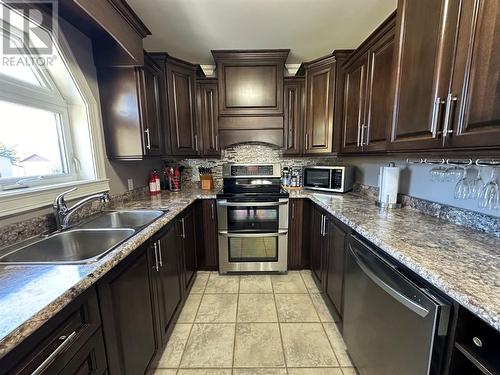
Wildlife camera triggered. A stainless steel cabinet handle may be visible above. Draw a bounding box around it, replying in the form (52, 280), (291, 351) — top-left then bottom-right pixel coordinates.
(291, 200), (295, 220)
(323, 216), (328, 236)
(215, 134), (219, 151)
(349, 245), (429, 317)
(31, 331), (77, 375)
(211, 201), (215, 221)
(360, 124), (367, 147)
(305, 133), (309, 150)
(430, 96), (444, 138)
(356, 124), (362, 147)
(219, 230), (288, 238)
(218, 200), (288, 207)
(320, 215), (325, 236)
(144, 129), (151, 150)
(442, 93), (458, 145)
(194, 134), (199, 152)
(153, 242), (159, 272)
(157, 240), (163, 267)
(181, 218), (186, 239)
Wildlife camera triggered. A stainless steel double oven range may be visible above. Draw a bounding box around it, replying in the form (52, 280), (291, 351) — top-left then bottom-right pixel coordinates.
(217, 163), (289, 273)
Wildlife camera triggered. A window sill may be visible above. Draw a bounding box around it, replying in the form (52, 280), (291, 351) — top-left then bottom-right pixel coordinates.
(0, 179), (110, 218)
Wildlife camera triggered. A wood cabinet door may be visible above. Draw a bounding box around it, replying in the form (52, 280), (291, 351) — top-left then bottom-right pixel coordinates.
(342, 55), (368, 153)
(446, 0), (500, 149)
(196, 199), (219, 271)
(287, 199), (306, 270)
(179, 207), (197, 291)
(141, 56), (163, 156)
(364, 26), (395, 152)
(283, 78), (305, 155)
(310, 205), (325, 286)
(167, 62), (200, 156)
(325, 219), (348, 318)
(217, 64), (284, 116)
(156, 223), (183, 344)
(197, 80), (220, 156)
(98, 247), (158, 375)
(388, 0), (458, 150)
(304, 61), (336, 154)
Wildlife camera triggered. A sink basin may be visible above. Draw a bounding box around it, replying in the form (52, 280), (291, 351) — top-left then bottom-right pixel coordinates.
(0, 228), (135, 264)
(78, 210), (164, 230)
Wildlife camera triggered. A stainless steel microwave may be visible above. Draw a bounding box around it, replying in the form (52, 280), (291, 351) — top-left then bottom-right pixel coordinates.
(303, 166), (355, 193)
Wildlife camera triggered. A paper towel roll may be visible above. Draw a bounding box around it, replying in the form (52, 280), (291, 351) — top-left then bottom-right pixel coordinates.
(378, 164), (400, 205)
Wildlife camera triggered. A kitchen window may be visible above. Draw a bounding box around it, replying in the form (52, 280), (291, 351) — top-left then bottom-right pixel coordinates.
(0, 3), (109, 216)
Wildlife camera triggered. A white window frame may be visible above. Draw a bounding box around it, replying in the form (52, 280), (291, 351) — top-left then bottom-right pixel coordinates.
(0, 4), (110, 217)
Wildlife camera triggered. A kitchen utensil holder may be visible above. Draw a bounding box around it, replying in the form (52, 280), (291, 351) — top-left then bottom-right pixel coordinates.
(168, 176), (182, 192)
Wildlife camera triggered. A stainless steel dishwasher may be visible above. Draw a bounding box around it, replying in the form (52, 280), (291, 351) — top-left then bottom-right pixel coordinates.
(343, 235), (451, 375)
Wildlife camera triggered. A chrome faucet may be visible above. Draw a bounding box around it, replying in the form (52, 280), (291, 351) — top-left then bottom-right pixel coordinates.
(53, 187), (110, 230)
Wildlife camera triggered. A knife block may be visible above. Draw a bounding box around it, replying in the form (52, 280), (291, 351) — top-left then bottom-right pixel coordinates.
(200, 175), (213, 190)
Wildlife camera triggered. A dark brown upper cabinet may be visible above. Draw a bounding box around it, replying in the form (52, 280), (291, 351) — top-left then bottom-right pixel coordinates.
(283, 77), (305, 155)
(98, 53), (164, 160)
(342, 53), (368, 153)
(212, 50), (289, 148)
(58, 0), (150, 66)
(212, 50), (289, 116)
(152, 54), (205, 157)
(389, 0), (500, 152)
(445, 0), (500, 149)
(196, 79), (220, 157)
(341, 13), (396, 154)
(301, 51), (352, 155)
(388, 0), (458, 151)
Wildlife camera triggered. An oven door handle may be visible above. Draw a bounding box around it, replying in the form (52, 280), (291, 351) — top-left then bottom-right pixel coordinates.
(217, 200), (288, 207)
(218, 230), (288, 238)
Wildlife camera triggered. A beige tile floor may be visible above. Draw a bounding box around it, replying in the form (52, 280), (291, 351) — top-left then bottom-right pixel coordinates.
(153, 271), (356, 375)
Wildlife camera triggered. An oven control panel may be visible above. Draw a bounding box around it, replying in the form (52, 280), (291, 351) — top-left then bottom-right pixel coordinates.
(224, 164), (280, 178)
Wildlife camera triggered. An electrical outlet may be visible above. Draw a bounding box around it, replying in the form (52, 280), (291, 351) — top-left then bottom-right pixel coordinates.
(127, 178), (134, 191)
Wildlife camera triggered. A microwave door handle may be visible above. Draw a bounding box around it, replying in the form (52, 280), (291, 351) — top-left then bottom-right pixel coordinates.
(348, 245), (429, 318)
(219, 230), (288, 238)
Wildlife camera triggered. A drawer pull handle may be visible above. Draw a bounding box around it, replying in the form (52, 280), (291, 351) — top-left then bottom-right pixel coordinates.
(31, 331), (77, 375)
(472, 336), (483, 347)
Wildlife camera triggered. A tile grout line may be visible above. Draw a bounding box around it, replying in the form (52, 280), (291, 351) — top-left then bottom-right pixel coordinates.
(231, 275), (241, 369)
(272, 274), (289, 374)
(175, 272), (208, 371)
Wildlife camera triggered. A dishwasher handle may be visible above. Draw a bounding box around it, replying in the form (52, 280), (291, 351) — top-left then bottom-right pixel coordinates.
(349, 243), (430, 318)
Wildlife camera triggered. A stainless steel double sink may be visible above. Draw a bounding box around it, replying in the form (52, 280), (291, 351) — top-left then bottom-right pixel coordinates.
(0, 210), (165, 265)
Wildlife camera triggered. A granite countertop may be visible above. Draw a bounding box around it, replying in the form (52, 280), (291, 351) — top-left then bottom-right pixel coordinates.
(0, 187), (499, 359)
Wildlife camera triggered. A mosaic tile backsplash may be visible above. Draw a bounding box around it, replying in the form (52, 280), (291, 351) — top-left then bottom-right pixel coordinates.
(175, 144), (342, 184)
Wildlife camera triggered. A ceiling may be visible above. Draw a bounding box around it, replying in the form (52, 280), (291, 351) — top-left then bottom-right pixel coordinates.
(127, 0), (397, 65)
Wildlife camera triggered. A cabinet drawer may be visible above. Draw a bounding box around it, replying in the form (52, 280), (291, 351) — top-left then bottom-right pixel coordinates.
(6, 288), (101, 375)
(58, 329), (107, 375)
(453, 307), (500, 374)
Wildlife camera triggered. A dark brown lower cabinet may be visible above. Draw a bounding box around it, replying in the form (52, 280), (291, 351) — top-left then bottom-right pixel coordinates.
(288, 199), (309, 269)
(178, 206), (197, 292)
(57, 329), (107, 375)
(98, 246), (158, 375)
(195, 199), (219, 271)
(449, 306), (500, 375)
(325, 218), (350, 318)
(310, 204), (328, 289)
(0, 288), (105, 375)
(152, 223), (183, 345)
